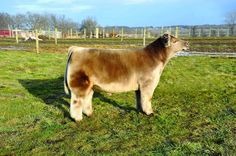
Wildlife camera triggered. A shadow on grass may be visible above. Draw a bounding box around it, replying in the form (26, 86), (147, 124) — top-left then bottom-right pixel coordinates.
(19, 76), (72, 119)
(19, 76), (136, 119)
(93, 92), (137, 112)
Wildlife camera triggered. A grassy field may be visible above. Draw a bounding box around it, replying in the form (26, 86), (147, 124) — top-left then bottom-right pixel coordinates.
(0, 50), (235, 155)
(1, 36), (236, 53)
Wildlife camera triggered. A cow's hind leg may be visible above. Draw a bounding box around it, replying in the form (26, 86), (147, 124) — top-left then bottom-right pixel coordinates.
(82, 89), (94, 117)
(70, 92), (83, 122)
(69, 70), (93, 121)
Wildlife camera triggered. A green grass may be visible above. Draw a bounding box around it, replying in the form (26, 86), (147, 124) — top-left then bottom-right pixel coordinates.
(0, 50), (235, 155)
(1, 37), (236, 53)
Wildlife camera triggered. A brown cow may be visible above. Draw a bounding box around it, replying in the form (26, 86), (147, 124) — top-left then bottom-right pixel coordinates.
(64, 34), (189, 122)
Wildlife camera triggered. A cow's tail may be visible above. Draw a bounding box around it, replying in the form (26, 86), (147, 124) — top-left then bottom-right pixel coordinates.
(64, 47), (74, 96)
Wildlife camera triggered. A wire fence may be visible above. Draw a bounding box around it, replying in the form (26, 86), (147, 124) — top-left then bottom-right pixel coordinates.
(1, 26), (236, 53)
(1, 26), (236, 39)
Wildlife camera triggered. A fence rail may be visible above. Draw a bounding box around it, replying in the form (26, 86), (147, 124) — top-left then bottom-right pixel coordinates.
(1, 26), (236, 54)
(1, 26), (236, 39)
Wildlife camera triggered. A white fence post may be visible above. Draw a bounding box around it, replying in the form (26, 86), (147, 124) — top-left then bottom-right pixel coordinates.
(209, 27), (211, 37)
(36, 29), (39, 54)
(112, 28), (115, 38)
(48, 27), (51, 40)
(55, 28), (58, 45)
(121, 27), (124, 41)
(95, 28), (99, 38)
(175, 27), (179, 38)
(15, 28), (19, 44)
(70, 28), (73, 38)
(102, 28), (105, 38)
(143, 27), (146, 46)
(84, 28), (86, 40)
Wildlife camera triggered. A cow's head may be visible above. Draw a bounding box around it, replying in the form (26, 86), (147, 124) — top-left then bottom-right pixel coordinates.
(161, 33), (189, 53)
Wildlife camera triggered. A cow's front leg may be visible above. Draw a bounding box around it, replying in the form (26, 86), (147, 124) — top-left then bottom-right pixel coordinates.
(139, 80), (158, 115)
(70, 93), (83, 122)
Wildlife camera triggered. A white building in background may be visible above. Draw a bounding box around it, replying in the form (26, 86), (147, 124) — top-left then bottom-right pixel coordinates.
(11, 29), (62, 39)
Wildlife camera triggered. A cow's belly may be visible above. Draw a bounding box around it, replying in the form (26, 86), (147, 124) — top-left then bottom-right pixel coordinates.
(93, 80), (138, 93)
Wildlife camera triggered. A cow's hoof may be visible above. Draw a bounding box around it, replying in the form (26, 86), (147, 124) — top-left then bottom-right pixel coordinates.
(83, 110), (93, 117)
(74, 116), (83, 123)
(147, 112), (154, 117)
(144, 110), (154, 116)
(85, 112), (93, 117)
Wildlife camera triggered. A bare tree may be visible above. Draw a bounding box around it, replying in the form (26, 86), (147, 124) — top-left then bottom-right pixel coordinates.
(80, 17), (98, 36)
(49, 14), (58, 29)
(25, 12), (50, 30)
(0, 12), (13, 29)
(12, 13), (28, 29)
(225, 10), (236, 36)
(0, 11), (80, 33)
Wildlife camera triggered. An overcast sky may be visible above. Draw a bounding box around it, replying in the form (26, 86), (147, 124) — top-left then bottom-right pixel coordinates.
(1, 0), (236, 27)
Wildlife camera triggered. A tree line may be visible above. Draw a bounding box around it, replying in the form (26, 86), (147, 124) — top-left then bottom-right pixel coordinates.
(0, 12), (98, 34)
(0, 10), (236, 36)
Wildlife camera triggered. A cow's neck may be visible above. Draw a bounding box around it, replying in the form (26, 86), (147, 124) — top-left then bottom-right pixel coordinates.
(144, 43), (170, 65)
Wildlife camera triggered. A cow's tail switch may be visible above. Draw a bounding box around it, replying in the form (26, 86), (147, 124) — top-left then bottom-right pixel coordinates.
(64, 47), (74, 96)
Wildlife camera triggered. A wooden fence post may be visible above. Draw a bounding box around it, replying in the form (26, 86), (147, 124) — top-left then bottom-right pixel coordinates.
(209, 27), (211, 37)
(175, 26), (179, 38)
(143, 27), (146, 46)
(102, 28), (105, 38)
(15, 28), (19, 44)
(48, 27), (51, 40)
(84, 28), (86, 40)
(36, 29), (39, 54)
(95, 28), (99, 38)
(121, 27), (124, 41)
(55, 28), (58, 45)
(112, 27), (115, 38)
(198, 28), (201, 37)
(70, 28), (73, 38)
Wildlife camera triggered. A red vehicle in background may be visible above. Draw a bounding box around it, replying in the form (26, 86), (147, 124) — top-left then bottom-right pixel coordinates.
(0, 30), (13, 37)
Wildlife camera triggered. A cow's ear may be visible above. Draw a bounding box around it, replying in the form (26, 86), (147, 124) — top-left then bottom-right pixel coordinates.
(161, 33), (171, 47)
